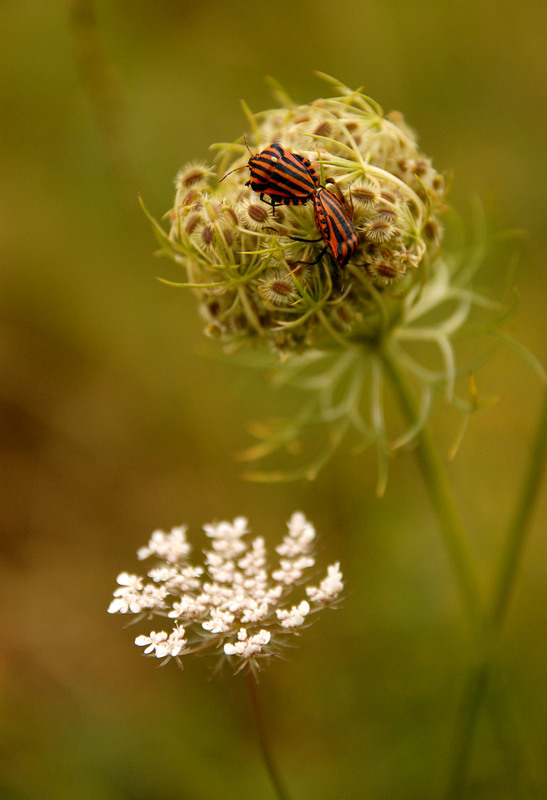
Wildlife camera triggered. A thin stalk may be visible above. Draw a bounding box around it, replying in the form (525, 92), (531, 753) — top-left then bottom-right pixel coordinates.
(385, 346), (547, 795)
(381, 347), (483, 630)
(246, 671), (292, 800)
(381, 346), (495, 795)
(491, 388), (547, 627)
(444, 659), (492, 800)
(447, 387), (547, 796)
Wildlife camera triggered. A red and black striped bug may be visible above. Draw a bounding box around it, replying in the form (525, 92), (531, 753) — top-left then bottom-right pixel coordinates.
(265, 178), (359, 284)
(312, 183), (359, 268)
(246, 142), (319, 208)
(220, 138), (319, 209)
(265, 181), (359, 281)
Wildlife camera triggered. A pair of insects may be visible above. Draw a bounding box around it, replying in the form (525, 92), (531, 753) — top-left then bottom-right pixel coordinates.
(223, 141), (359, 269)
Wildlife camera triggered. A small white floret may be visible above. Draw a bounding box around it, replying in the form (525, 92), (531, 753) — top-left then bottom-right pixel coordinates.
(306, 562), (344, 603)
(276, 600), (310, 628)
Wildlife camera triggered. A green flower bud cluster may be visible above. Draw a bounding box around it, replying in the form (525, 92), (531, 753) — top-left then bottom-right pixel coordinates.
(163, 76), (446, 357)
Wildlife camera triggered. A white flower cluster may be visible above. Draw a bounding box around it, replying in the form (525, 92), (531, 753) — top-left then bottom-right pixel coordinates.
(108, 512), (343, 671)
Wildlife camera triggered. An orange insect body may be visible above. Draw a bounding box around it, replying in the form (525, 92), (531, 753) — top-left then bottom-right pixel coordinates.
(246, 143), (319, 208)
(312, 185), (359, 267)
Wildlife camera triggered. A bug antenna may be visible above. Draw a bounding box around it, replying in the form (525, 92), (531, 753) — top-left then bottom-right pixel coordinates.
(243, 131), (254, 155)
(219, 133), (254, 183)
(218, 164), (246, 183)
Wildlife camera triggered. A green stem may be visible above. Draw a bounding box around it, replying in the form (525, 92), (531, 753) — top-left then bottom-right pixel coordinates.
(381, 347), (483, 630)
(246, 671), (292, 800)
(491, 388), (547, 627)
(444, 659), (492, 800)
(447, 387), (547, 795)
(385, 343), (547, 796)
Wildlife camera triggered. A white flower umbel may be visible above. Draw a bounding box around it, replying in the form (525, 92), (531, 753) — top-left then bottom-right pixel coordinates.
(108, 512), (343, 672)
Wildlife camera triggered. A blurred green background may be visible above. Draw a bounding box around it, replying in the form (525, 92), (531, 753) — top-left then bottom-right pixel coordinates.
(1, 1), (546, 798)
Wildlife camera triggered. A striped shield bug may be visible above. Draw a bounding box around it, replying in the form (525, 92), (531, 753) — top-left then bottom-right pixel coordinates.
(312, 183), (359, 268)
(246, 143), (319, 208)
(264, 182), (359, 282)
(220, 137), (319, 209)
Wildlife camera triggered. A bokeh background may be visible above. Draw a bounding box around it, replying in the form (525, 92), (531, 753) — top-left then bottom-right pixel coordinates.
(2, 1), (546, 798)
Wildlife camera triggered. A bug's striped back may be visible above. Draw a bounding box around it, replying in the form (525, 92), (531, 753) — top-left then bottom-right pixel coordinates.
(247, 143), (319, 206)
(313, 186), (359, 267)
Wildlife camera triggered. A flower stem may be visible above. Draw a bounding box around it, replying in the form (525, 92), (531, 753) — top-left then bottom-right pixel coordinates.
(246, 671), (292, 800)
(381, 347), (483, 630)
(384, 346), (547, 796)
(446, 386), (547, 797)
(491, 387), (547, 627)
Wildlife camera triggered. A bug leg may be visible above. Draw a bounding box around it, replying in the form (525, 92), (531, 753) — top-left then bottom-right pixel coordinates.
(282, 234), (323, 244)
(259, 193), (278, 210)
(303, 247), (327, 265)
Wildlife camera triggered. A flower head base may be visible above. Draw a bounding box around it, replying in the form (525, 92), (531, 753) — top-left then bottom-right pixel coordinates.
(108, 512), (343, 674)
(152, 74), (446, 357)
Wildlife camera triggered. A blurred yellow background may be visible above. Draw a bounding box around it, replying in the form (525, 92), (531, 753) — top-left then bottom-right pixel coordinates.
(1, 1), (546, 798)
